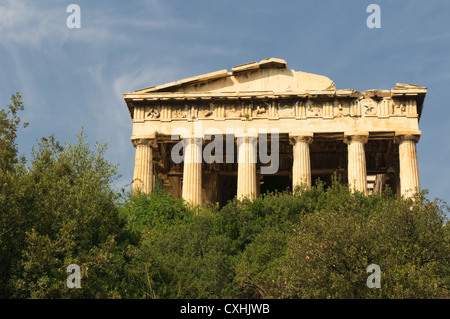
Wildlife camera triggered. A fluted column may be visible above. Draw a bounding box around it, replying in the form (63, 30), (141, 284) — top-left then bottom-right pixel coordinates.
(182, 136), (202, 205)
(395, 133), (420, 197)
(236, 133), (257, 200)
(133, 138), (154, 193)
(290, 133), (313, 191)
(344, 133), (369, 195)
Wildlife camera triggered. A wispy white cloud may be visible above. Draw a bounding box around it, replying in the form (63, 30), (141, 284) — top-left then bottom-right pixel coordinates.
(0, 0), (61, 47)
(0, 0), (201, 49)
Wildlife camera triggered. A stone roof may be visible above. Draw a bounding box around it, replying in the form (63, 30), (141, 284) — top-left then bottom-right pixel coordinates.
(129, 58), (336, 94)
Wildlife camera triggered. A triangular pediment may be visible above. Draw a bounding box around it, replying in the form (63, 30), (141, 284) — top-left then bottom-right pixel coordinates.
(132, 58), (336, 95)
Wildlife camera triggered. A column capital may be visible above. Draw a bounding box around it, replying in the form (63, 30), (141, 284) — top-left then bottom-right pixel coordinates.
(131, 136), (156, 148)
(181, 135), (203, 143)
(343, 131), (369, 145)
(394, 131), (421, 144)
(234, 132), (258, 144)
(234, 131), (258, 138)
(289, 132), (314, 145)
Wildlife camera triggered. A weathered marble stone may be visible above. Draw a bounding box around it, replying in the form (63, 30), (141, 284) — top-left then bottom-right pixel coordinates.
(125, 58), (426, 204)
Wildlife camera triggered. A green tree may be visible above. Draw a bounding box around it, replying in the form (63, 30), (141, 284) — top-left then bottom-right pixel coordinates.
(279, 185), (450, 299)
(128, 213), (236, 298)
(0, 92), (27, 178)
(119, 191), (203, 298)
(0, 93), (28, 296)
(0, 93), (129, 298)
(9, 133), (127, 298)
(120, 182), (449, 299)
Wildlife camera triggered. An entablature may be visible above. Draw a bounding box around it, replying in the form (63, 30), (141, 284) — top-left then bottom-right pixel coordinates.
(126, 92), (424, 124)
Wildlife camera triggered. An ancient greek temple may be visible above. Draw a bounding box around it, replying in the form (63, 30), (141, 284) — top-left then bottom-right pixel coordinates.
(124, 58), (426, 206)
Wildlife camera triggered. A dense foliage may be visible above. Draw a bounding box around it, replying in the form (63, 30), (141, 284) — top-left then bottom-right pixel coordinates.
(0, 93), (125, 298)
(120, 185), (449, 299)
(1, 94), (449, 299)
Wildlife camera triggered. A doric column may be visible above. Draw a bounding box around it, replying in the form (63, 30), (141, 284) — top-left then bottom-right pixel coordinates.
(132, 138), (154, 193)
(395, 133), (420, 197)
(182, 136), (202, 205)
(289, 133), (313, 191)
(344, 132), (369, 195)
(236, 133), (257, 200)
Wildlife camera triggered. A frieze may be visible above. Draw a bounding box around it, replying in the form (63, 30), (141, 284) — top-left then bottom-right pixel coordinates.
(406, 99), (418, 117)
(350, 100), (361, 117)
(254, 101), (270, 117)
(389, 98), (418, 117)
(147, 107), (160, 119)
(334, 101), (346, 118)
(188, 104), (199, 120)
(322, 101), (334, 119)
(277, 101), (296, 118)
(306, 100), (322, 117)
(197, 102), (214, 119)
(133, 105), (145, 122)
(396, 102), (406, 115)
(172, 105), (187, 119)
(241, 102), (253, 119)
(225, 104), (241, 118)
(133, 97), (416, 123)
(360, 99), (377, 116)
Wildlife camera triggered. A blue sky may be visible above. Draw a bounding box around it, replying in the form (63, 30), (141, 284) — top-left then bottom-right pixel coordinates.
(1, 0), (449, 205)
